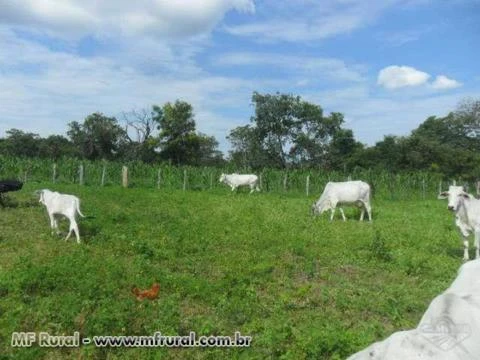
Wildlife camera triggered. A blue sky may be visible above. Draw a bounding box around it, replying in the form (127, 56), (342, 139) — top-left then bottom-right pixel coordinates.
(0, 0), (478, 154)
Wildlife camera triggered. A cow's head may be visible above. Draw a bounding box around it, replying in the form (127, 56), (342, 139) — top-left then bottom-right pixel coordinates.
(311, 200), (330, 216)
(438, 185), (470, 211)
(36, 189), (46, 205)
(219, 173), (226, 183)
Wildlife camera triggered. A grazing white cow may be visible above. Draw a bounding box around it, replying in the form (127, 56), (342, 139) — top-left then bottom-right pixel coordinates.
(438, 185), (480, 260)
(347, 259), (480, 360)
(38, 189), (85, 243)
(312, 180), (372, 221)
(219, 173), (260, 194)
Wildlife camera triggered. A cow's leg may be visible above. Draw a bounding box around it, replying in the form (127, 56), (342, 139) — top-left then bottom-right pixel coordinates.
(52, 217), (61, 235)
(359, 207), (365, 221)
(330, 207), (336, 221)
(475, 231), (480, 259)
(65, 217), (75, 242)
(249, 184), (254, 194)
(364, 202), (372, 222)
(65, 219), (80, 243)
(463, 237), (470, 261)
(48, 213), (56, 234)
(339, 208), (346, 221)
(72, 219), (81, 244)
(458, 221), (471, 260)
(231, 185), (235, 192)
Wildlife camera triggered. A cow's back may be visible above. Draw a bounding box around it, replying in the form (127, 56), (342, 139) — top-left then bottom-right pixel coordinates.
(227, 174), (257, 183)
(324, 181), (370, 202)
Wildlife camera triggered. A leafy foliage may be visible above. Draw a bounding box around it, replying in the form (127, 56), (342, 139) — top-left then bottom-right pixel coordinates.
(229, 92), (359, 169)
(67, 113), (127, 161)
(1, 94), (480, 179)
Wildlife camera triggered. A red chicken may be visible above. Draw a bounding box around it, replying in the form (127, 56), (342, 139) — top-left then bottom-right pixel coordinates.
(131, 283), (160, 301)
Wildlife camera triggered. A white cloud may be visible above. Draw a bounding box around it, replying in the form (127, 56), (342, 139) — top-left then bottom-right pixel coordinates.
(377, 65), (430, 89)
(0, 1), (476, 155)
(224, 0), (403, 43)
(377, 66), (463, 91)
(214, 52), (365, 82)
(378, 27), (433, 47)
(431, 75), (462, 90)
(224, 15), (363, 43)
(0, 28), (266, 152)
(0, 0), (255, 39)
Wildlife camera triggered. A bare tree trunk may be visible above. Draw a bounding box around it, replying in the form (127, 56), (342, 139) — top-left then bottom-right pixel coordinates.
(122, 166), (128, 188)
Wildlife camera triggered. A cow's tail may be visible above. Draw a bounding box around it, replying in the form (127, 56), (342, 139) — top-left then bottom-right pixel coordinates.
(76, 199), (85, 218)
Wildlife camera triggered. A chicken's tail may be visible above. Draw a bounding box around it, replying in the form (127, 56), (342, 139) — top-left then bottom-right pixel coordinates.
(131, 286), (140, 297)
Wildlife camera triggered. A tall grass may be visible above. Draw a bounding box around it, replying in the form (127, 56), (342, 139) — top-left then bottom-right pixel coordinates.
(0, 155), (458, 200)
(0, 184), (462, 359)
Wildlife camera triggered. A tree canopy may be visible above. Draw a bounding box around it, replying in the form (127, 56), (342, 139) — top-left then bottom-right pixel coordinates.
(1, 94), (479, 180)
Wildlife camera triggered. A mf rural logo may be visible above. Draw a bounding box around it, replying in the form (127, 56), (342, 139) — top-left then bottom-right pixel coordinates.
(419, 316), (471, 351)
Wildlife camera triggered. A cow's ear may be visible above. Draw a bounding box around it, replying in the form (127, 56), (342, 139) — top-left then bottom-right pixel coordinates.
(438, 192), (449, 199)
(460, 192), (471, 199)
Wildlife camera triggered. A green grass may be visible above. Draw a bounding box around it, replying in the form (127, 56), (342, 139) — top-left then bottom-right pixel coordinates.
(0, 184), (463, 359)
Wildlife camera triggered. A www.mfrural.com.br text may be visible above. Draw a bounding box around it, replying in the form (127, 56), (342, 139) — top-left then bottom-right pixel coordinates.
(11, 331), (252, 348)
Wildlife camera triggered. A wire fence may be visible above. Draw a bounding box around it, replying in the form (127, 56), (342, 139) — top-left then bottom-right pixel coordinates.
(0, 156), (473, 200)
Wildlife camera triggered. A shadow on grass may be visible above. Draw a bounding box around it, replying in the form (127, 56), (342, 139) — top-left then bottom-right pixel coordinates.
(445, 246), (469, 260)
(0, 195), (40, 209)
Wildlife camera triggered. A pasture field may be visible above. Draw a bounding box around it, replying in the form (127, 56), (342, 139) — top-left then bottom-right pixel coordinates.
(0, 183), (463, 359)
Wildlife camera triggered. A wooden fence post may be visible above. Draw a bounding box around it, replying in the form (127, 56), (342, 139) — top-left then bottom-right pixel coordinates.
(306, 175), (310, 197)
(259, 174), (263, 191)
(439, 180), (442, 195)
(53, 163), (57, 183)
(422, 178), (426, 200)
(79, 164), (84, 185)
(122, 166), (128, 188)
(157, 169), (161, 189)
(283, 173), (288, 192)
(183, 169), (187, 191)
(210, 173), (213, 189)
(101, 165), (106, 186)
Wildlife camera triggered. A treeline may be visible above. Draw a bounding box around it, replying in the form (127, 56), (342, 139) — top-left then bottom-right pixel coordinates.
(0, 101), (224, 167)
(1, 93), (479, 180)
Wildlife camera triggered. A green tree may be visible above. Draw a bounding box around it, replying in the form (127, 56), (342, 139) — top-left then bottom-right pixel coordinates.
(155, 101), (223, 165)
(229, 92), (355, 169)
(353, 98), (480, 179)
(0, 129), (41, 157)
(195, 133), (225, 166)
(39, 135), (75, 160)
(327, 128), (364, 171)
(227, 125), (267, 169)
(67, 113), (127, 160)
(454, 97), (480, 140)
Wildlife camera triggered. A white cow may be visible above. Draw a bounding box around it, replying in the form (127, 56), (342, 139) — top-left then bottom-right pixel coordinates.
(438, 185), (480, 260)
(312, 180), (372, 221)
(38, 189), (85, 243)
(219, 173), (260, 194)
(348, 259), (480, 360)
